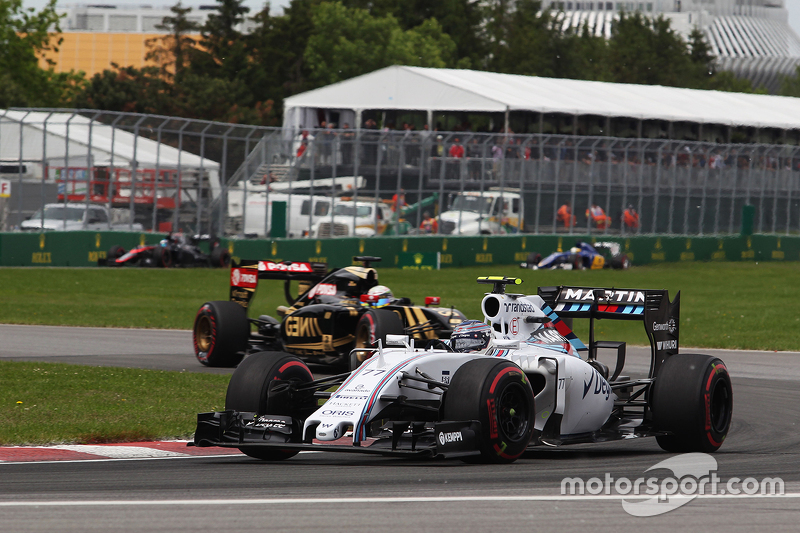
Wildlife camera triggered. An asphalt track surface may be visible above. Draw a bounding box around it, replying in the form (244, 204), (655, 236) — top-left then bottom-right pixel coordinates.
(2, 324), (800, 532)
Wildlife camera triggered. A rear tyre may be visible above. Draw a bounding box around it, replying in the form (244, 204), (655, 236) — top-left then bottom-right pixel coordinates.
(154, 247), (173, 268)
(351, 309), (404, 370)
(226, 351), (315, 461)
(209, 245), (231, 268)
(651, 354), (733, 453)
(443, 358), (534, 464)
(354, 309), (404, 349)
(526, 252), (542, 265)
(193, 301), (249, 367)
(611, 254), (631, 270)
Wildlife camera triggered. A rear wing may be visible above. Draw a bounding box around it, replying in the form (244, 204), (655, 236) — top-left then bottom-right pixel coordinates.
(229, 259), (328, 309)
(538, 285), (680, 378)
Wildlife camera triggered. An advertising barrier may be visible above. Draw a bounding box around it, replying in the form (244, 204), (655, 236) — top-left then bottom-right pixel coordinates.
(1, 232), (798, 268)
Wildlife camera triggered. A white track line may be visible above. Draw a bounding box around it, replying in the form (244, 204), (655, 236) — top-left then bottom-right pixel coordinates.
(0, 493), (798, 507)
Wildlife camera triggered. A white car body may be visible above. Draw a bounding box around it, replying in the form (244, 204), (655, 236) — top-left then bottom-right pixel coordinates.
(304, 287), (613, 444)
(20, 203), (142, 232)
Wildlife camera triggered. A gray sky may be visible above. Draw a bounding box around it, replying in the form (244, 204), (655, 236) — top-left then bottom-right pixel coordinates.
(17, 0), (800, 40)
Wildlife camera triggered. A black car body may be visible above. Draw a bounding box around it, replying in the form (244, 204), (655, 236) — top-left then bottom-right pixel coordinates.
(99, 234), (230, 268)
(193, 256), (467, 369)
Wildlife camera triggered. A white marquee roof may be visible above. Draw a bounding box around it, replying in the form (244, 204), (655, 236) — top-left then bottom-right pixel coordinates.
(0, 110), (219, 169)
(283, 65), (800, 130)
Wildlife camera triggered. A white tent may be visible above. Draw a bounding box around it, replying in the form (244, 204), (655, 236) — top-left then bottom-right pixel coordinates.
(282, 65), (800, 132)
(0, 110), (220, 194)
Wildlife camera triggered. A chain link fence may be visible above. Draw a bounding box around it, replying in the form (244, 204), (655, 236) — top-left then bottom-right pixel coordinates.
(2, 108), (799, 238)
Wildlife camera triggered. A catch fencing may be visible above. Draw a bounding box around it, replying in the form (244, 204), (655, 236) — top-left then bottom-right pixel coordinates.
(2, 108), (800, 238)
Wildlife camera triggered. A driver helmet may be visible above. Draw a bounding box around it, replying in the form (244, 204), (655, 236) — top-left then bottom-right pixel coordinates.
(160, 239), (169, 247)
(366, 285), (393, 308)
(570, 246), (581, 254)
(450, 320), (493, 353)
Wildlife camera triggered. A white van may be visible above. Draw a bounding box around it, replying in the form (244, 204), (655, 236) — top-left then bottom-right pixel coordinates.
(311, 198), (392, 237)
(240, 191), (333, 238)
(438, 190), (523, 235)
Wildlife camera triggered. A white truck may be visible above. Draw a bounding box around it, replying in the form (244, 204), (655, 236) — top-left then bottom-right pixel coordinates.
(438, 189), (523, 235)
(311, 198), (392, 237)
(20, 203), (143, 232)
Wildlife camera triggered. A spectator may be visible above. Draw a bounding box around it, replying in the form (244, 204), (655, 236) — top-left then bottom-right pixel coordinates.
(557, 202), (577, 228)
(586, 203), (612, 229)
(622, 204), (640, 231)
(391, 189), (407, 212)
(419, 211), (438, 234)
(341, 122), (354, 166)
(449, 137), (465, 158)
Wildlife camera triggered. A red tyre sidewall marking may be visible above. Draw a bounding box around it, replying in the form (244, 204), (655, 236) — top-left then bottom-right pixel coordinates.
(365, 313), (377, 345)
(704, 363), (728, 447)
(275, 360), (313, 380)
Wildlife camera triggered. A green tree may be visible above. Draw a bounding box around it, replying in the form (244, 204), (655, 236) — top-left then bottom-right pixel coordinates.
(72, 65), (174, 115)
(0, 0), (83, 107)
(145, 2), (200, 82)
(606, 11), (692, 87)
(304, 1), (457, 87)
(341, 0), (484, 67)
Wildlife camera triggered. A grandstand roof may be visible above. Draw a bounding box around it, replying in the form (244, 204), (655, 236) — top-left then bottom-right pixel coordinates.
(282, 65), (800, 131)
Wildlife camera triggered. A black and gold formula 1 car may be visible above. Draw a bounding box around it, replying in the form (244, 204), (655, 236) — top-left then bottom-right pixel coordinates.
(192, 256), (467, 369)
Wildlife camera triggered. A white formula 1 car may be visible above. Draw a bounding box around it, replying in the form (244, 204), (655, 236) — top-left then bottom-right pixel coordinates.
(192, 277), (733, 463)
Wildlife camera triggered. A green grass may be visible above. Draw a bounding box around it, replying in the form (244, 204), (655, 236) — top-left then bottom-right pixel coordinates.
(0, 362), (229, 445)
(0, 262), (799, 350)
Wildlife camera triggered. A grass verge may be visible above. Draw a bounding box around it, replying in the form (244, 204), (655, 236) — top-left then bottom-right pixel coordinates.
(0, 361), (229, 445)
(0, 262), (799, 350)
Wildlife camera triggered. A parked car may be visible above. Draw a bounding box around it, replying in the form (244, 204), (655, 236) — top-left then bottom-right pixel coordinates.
(20, 203), (142, 232)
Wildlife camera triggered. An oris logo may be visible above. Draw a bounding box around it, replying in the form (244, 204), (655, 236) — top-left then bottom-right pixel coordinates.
(438, 431), (463, 445)
(653, 318), (677, 334)
(231, 268), (257, 288)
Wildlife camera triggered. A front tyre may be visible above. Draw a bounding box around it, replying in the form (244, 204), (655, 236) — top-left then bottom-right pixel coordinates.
(443, 359), (534, 464)
(651, 354), (733, 453)
(226, 351), (315, 460)
(193, 301), (249, 367)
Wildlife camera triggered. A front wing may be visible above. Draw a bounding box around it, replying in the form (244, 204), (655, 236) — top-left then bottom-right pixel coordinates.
(191, 410), (482, 459)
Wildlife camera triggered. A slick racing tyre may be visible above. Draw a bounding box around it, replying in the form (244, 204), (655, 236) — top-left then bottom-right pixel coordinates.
(154, 246), (173, 268)
(107, 245), (126, 261)
(209, 245), (231, 268)
(193, 301), (249, 367)
(226, 351), (315, 461)
(610, 254), (631, 270)
(651, 354), (733, 453)
(352, 309), (404, 370)
(443, 359), (534, 464)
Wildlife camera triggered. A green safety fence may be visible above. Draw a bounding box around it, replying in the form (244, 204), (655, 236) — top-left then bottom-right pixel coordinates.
(2, 231), (798, 268)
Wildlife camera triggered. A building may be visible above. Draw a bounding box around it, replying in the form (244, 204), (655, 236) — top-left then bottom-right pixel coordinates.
(40, 3), (258, 77)
(545, 0), (800, 93)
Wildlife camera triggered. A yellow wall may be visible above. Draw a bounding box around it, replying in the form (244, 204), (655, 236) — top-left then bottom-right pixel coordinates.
(39, 32), (165, 77)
